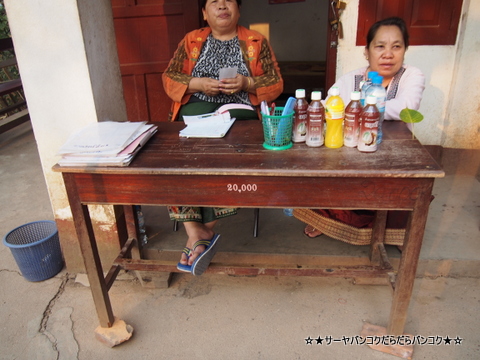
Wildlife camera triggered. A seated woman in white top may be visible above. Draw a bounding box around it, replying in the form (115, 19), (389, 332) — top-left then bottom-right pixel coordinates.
(299, 17), (426, 242)
(329, 17), (425, 119)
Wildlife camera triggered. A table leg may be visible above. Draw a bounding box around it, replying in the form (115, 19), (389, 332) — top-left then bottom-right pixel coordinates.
(370, 210), (388, 266)
(125, 205), (173, 288)
(124, 205), (144, 283)
(63, 173), (115, 328)
(124, 205), (142, 260)
(387, 181), (434, 335)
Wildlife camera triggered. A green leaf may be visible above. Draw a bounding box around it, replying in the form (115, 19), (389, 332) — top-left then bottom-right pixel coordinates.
(400, 108), (424, 123)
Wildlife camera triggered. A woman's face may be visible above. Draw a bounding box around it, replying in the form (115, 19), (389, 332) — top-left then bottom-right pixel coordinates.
(202, 0), (240, 34)
(365, 25), (406, 81)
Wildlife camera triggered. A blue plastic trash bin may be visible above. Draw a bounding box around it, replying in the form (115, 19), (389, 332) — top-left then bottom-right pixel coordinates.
(3, 220), (63, 282)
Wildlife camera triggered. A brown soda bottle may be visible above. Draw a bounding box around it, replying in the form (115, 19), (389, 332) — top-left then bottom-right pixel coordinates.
(358, 95), (379, 152)
(343, 91), (362, 148)
(306, 91), (324, 147)
(292, 89), (308, 143)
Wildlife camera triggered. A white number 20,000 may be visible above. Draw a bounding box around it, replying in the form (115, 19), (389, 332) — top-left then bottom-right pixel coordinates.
(227, 184), (258, 193)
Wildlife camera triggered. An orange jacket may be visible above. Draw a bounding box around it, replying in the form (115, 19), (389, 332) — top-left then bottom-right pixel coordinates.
(162, 26), (283, 121)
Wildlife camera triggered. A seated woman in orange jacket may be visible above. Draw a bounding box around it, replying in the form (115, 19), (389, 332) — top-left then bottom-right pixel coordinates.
(162, 0), (283, 275)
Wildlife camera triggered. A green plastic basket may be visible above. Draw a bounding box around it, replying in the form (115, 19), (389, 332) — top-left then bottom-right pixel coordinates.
(261, 107), (294, 150)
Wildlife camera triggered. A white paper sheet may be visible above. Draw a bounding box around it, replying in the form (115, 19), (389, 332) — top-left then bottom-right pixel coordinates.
(57, 121), (149, 155)
(179, 112), (235, 138)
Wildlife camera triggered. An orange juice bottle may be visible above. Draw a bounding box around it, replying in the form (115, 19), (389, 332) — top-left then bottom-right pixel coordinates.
(325, 86), (345, 148)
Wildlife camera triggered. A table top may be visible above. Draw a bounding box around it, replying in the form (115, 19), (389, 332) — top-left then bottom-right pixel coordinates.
(53, 120), (444, 179)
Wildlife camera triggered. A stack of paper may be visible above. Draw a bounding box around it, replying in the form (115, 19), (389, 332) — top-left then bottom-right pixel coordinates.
(180, 111), (235, 138)
(57, 121), (157, 166)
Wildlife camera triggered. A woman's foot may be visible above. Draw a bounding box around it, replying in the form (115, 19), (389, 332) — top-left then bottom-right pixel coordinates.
(179, 221), (217, 266)
(178, 247), (192, 268)
(177, 247), (193, 272)
(178, 240), (212, 266)
(303, 224), (322, 238)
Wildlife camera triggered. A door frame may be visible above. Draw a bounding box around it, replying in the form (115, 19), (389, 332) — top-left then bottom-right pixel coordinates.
(325, 0), (339, 91)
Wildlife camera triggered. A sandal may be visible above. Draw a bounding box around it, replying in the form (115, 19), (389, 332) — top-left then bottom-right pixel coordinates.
(177, 247), (193, 272)
(303, 224), (322, 238)
(191, 234), (221, 276)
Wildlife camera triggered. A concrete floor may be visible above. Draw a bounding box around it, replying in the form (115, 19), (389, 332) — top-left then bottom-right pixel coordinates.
(1, 122), (479, 359)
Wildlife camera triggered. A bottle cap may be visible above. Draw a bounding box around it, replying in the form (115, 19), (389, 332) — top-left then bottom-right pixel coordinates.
(295, 89), (306, 98)
(311, 91), (322, 100)
(350, 91), (360, 100)
(368, 71), (378, 80)
(366, 95), (377, 105)
(372, 75), (383, 85)
(329, 86), (340, 96)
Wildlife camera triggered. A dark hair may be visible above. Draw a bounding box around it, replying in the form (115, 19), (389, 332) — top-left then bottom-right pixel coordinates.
(366, 17), (409, 49)
(201, 0), (242, 9)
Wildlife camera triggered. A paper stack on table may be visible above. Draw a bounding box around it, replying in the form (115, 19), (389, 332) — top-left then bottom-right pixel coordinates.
(57, 121), (157, 166)
(180, 111), (236, 138)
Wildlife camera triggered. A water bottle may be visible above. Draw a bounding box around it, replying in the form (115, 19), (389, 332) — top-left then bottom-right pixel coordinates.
(134, 205), (148, 246)
(360, 71), (378, 106)
(283, 208), (294, 217)
(365, 75), (386, 144)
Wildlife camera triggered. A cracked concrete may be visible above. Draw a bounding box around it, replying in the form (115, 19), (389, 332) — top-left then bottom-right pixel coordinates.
(1, 123), (479, 359)
(39, 275), (69, 334)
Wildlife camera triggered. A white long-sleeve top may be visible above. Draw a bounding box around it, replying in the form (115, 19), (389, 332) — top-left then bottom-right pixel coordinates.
(326, 65), (425, 120)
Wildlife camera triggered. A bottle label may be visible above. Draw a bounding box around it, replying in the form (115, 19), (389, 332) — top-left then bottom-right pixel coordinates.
(376, 99), (386, 112)
(344, 113), (359, 147)
(306, 114), (324, 147)
(363, 121), (378, 129)
(358, 130), (377, 151)
(326, 109), (344, 120)
(358, 118), (378, 152)
(292, 112), (307, 142)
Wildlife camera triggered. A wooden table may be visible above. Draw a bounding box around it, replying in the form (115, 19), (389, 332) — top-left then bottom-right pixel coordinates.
(53, 120), (443, 351)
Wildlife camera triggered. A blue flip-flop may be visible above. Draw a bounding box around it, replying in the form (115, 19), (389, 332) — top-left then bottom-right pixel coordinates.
(177, 247), (193, 272)
(191, 234), (221, 276)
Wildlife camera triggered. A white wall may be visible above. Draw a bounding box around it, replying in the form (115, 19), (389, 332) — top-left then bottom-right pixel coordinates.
(337, 0), (479, 149)
(5, 0), (126, 200)
(444, 0), (480, 149)
(5, 0), (128, 271)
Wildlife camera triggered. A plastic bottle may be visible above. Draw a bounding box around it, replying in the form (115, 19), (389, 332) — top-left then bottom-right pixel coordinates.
(324, 86), (344, 148)
(343, 91), (362, 147)
(358, 95), (379, 152)
(365, 75), (386, 144)
(360, 71), (378, 106)
(305, 90), (324, 147)
(292, 89), (308, 143)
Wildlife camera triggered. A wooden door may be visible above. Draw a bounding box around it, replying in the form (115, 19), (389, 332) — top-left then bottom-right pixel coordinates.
(111, 0), (200, 122)
(357, 0), (463, 45)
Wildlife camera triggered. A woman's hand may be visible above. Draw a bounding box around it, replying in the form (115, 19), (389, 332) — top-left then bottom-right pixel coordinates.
(188, 77), (222, 97)
(219, 74), (253, 95)
(188, 75), (255, 96)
